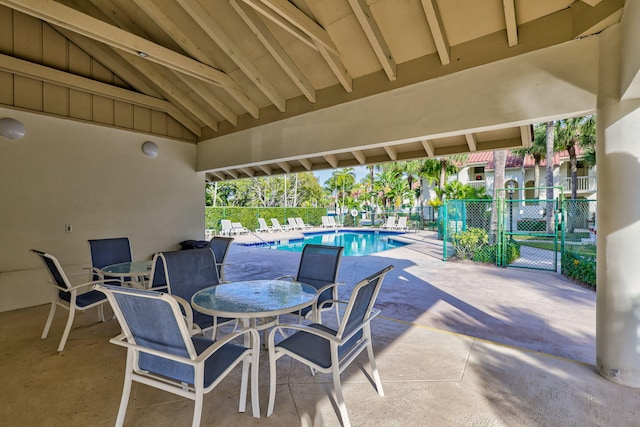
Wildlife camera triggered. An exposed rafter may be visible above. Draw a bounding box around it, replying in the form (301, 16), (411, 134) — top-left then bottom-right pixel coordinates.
(226, 169), (239, 179)
(0, 0), (259, 119)
(324, 154), (339, 168)
(176, 0), (286, 112)
(384, 146), (398, 161)
(241, 167), (255, 177)
(258, 164), (273, 175)
(503, 0), (518, 47)
(352, 150), (366, 165)
(422, 140), (436, 157)
(465, 133), (478, 151)
(231, 0), (316, 103)
(347, 0), (396, 81)
(520, 125), (533, 147)
(277, 162), (291, 173)
(420, 0), (450, 65)
(298, 158), (312, 170)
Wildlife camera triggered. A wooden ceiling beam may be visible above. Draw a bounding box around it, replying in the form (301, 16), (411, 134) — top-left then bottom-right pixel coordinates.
(503, 0), (518, 47)
(241, 167), (255, 177)
(277, 162), (292, 173)
(0, 0), (259, 119)
(298, 157), (312, 170)
(421, 140), (435, 157)
(258, 0), (340, 56)
(420, 0), (450, 65)
(258, 164), (273, 175)
(520, 125), (533, 148)
(347, 0), (396, 81)
(0, 53), (202, 135)
(317, 44), (353, 93)
(226, 169), (239, 179)
(352, 150), (366, 165)
(231, 0), (316, 103)
(384, 146), (398, 161)
(177, 0), (286, 112)
(324, 154), (339, 168)
(465, 133), (478, 151)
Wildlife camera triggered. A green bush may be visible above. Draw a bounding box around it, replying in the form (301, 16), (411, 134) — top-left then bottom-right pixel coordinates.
(452, 228), (488, 260)
(471, 239), (520, 264)
(562, 249), (596, 288)
(205, 207), (326, 232)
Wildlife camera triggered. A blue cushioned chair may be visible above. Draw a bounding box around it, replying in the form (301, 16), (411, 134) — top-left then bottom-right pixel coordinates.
(267, 265), (394, 427)
(88, 237), (132, 285)
(278, 244), (344, 323)
(157, 249), (236, 338)
(31, 249), (110, 352)
(95, 284), (260, 427)
(208, 236), (234, 282)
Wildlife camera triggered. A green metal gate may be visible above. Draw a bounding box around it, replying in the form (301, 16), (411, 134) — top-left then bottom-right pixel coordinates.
(441, 187), (564, 272)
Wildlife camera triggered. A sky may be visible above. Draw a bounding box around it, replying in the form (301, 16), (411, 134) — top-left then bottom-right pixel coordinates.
(313, 166), (368, 185)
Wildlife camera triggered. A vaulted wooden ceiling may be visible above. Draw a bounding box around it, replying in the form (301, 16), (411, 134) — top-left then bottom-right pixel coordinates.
(0, 0), (625, 180)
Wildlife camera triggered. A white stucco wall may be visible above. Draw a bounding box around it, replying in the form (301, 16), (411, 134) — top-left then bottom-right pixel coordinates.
(0, 107), (204, 312)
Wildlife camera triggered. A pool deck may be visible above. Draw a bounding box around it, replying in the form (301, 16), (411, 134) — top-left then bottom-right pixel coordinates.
(3, 227), (639, 426)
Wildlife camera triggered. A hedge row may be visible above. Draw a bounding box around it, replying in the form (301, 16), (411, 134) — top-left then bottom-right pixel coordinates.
(205, 207), (327, 232)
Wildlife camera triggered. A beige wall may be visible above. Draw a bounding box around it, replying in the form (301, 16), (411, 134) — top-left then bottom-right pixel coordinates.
(0, 107), (204, 312)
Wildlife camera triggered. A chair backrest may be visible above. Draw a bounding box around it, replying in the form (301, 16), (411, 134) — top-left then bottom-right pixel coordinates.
(384, 216), (396, 227)
(396, 216), (407, 227)
(288, 218), (298, 228)
(88, 237), (132, 281)
(337, 265), (394, 341)
(321, 216), (331, 227)
(209, 237), (233, 278)
(295, 217), (306, 227)
(157, 249), (219, 302)
(220, 220), (233, 234)
(258, 218), (269, 229)
(296, 244), (344, 305)
(95, 284), (197, 384)
(31, 250), (73, 298)
(147, 253), (167, 290)
(271, 218), (282, 229)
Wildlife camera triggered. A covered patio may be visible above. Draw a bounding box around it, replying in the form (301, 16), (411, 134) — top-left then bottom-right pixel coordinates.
(3, 233), (639, 425)
(2, 0), (640, 425)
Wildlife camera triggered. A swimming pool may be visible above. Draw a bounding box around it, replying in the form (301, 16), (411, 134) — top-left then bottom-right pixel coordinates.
(246, 230), (407, 256)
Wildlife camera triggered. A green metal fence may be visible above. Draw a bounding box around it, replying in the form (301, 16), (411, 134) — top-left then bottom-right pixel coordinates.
(442, 188), (569, 272)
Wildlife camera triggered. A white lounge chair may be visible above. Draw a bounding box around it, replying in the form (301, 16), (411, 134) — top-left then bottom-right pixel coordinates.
(231, 222), (250, 235)
(295, 217), (312, 229)
(256, 218), (273, 233)
(271, 218), (290, 232)
(328, 216), (343, 228)
(220, 219), (233, 236)
(287, 217), (300, 230)
(394, 216), (408, 231)
(380, 216), (396, 229)
(321, 216), (333, 228)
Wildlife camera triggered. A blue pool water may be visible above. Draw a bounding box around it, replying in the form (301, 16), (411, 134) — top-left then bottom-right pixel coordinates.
(247, 230), (407, 256)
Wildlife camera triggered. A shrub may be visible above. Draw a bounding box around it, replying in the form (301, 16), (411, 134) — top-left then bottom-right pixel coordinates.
(471, 239), (520, 264)
(452, 228), (488, 260)
(562, 249), (596, 288)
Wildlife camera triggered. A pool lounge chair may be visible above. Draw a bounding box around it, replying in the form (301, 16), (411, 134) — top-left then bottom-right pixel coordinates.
(256, 218), (273, 233)
(328, 216), (343, 228)
(287, 217), (300, 230)
(271, 218), (290, 232)
(295, 217), (312, 229)
(231, 222), (250, 235)
(394, 216), (408, 231)
(380, 216), (396, 229)
(321, 216), (333, 228)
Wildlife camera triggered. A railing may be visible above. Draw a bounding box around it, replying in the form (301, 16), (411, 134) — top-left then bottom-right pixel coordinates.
(467, 180), (487, 190)
(559, 176), (596, 192)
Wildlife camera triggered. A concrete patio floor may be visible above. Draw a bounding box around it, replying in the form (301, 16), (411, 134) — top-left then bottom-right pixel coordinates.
(2, 229), (639, 426)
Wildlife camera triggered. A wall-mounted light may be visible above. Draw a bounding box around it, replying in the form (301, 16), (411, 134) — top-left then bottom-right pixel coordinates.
(0, 118), (26, 139)
(142, 141), (159, 158)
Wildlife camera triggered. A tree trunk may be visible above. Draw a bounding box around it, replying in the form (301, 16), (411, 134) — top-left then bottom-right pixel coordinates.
(213, 182), (218, 207)
(568, 141), (578, 200)
(439, 158), (446, 191)
(545, 121), (555, 234)
(490, 150), (507, 244)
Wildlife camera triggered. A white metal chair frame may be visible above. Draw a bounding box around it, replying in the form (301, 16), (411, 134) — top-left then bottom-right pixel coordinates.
(256, 218), (273, 233)
(95, 285), (260, 427)
(270, 218), (290, 232)
(267, 265), (394, 427)
(31, 249), (110, 352)
(295, 217), (313, 229)
(394, 216), (408, 230)
(380, 216), (397, 229)
(287, 217), (300, 230)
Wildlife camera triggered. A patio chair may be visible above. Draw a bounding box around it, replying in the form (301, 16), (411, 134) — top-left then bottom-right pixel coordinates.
(88, 237), (133, 286)
(208, 236), (234, 282)
(157, 249), (236, 338)
(267, 265), (395, 426)
(270, 218), (290, 232)
(231, 222), (250, 235)
(295, 217), (313, 229)
(30, 249), (109, 352)
(380, 216), (396, 229)
(95, 284), (260, 427)
(321, 216), (333, 228)
(394, 216), (408, 231)
(220, 219), (233, 236)
(277, 244), (344, 323)
(256, 218), (273, 233)
(287, 217), (300, 230)
(328, 216), (344, 228)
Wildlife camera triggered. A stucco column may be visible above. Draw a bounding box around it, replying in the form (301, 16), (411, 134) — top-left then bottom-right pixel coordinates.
(596, 11), (640, 386)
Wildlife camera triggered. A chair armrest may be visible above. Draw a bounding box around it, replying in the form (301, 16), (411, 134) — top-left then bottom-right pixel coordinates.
(171, 295), (195, 332)
(269, 323), (340, 344)
(65, 278), (123, 293)
(314, 281), (344, 297)
(195, 327), (261, 362)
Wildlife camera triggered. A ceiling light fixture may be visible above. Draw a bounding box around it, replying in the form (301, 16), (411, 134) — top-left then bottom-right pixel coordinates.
(0, 118), (26, 139)
(142, 141), (159, 158)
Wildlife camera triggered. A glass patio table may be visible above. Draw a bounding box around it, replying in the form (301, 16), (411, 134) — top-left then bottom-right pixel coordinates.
(99, 260), (153, 288)
(191, 279), (318, 345)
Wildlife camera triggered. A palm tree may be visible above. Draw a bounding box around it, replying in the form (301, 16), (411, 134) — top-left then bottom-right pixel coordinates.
(326, 168), (356, 220)
(512, 124), (547, 198)
(555, 116), (596, 199)
(545, 121), (555, 233)
(490, 150), (507, 243)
